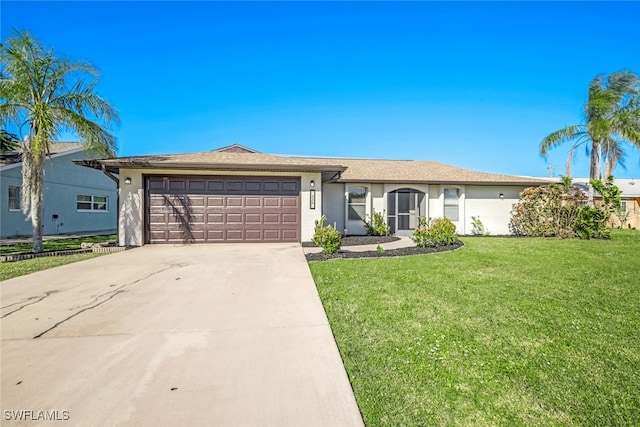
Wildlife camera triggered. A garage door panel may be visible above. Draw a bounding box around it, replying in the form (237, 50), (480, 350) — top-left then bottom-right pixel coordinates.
(244, 181), (262, 192)
(226, 197), (243, 207)
(207, 213), (224, 223)
(226, 230), (244, 240)
(245, 197), (261, 207)
(282, 214), (299, 224)
(282, 182), (298, 192)
(148, 179), (166, 191)
(207, 180), (225, 191)
(282, 197), (298, 207)
(263, 182), (279, 192)
(188, 180), (205, 191)
(206, 230), (225, 241)
(282, 230), (298, 240)
(226, 181), (243, 192)
(245, 230), (262, 240)
(245, 213), (262, 224)
(147, 175), (300, 243)
(168, 180), (186, 191)
(263, 197), (280, 207)
(207, 196), (224, 207)
(263, 213), (281, 224)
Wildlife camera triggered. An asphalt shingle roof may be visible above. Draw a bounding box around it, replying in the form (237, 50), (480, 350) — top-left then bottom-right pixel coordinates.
(95, 149), (547, 185)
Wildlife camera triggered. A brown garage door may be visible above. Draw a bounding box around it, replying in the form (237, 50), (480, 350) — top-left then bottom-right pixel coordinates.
(146, 175), (301, 243)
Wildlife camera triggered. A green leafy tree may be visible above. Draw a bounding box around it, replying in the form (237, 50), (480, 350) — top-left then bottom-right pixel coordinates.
(0, 31), (119, 252)
(540, 70), (640, 204)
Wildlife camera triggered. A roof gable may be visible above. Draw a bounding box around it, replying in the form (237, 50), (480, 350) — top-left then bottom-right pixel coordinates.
(213, 144), (259, 154)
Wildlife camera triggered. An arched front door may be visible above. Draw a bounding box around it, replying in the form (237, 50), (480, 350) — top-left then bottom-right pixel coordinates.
(387, 189), (425, 235)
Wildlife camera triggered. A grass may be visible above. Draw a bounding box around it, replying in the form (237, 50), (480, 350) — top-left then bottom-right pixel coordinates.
(309, 229), (640, 426)
(0, 234), (117, 255)
(0, 253), (106, 281)
(0, 234), (116, 280)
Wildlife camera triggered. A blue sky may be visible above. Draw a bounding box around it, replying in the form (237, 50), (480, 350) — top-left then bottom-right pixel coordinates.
(2, 1), (640, 178)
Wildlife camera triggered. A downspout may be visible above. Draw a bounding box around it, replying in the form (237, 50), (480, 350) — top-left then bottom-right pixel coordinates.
(100, 165), (120, 244)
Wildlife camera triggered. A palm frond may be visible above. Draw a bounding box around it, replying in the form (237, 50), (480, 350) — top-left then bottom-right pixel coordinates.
(539, 125), (586, 156)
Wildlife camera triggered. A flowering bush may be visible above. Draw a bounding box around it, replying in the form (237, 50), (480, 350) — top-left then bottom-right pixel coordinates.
(411, 217), (457, 247)
(509, 177), (617, 239)
(312, 215), (342, 254)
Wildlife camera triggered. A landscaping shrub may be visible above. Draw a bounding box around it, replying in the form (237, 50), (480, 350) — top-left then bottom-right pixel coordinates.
(312, 215), (342, 254)
(364, 210), (390, 236)
(510, 176), (620, 239)
(411, 217), (458, 247)
(575, 206), (610, 239)
(470, 215), (490, 235)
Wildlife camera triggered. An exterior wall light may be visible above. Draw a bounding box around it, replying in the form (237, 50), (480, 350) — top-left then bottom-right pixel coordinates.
(310, 180), (315, 188)
(124, 177), (132, 185)
(499, 193), (505, 200)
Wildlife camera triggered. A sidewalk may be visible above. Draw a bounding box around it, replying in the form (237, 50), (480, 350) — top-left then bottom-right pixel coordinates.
(0, 230), (116, 246)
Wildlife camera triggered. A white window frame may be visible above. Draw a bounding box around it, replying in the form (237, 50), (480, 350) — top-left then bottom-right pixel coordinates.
(77, 194), (109, 212)
(8, 186), (20, 211)
(619, 200), (627, 212)
(443, 187), (460, 222)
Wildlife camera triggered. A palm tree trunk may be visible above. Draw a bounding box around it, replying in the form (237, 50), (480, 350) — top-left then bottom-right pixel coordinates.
(31, 182), (44, 253)
(588, 141), (601, 206)
(21, 143), (45, 253)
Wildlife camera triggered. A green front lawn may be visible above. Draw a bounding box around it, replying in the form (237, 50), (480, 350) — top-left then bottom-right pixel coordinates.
(0, 253), (106, 281)
(309, 230), (640, 426)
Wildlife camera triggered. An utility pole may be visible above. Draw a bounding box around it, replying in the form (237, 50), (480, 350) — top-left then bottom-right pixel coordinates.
(547, 165), (556, 177)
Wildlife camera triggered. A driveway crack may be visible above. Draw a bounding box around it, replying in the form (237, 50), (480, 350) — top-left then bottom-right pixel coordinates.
(32, 265), (177, 339)
(1, 291), (57, 319)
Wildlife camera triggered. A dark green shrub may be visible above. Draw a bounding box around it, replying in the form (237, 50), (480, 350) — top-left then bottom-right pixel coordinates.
(575, 206), (610, 239)
(364, 210), (390, 236)
(312, 215), (342, 254)
(411, 217), (457, 247)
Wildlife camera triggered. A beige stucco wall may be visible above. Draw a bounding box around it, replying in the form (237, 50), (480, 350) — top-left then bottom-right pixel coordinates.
(465, 185), (526, 235)
(118, 168), (321, 246)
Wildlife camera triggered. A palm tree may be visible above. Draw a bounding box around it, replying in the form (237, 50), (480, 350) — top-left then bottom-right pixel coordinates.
(0, 31), (118, 253)
(0, 129), (19, 152)
(540, 70), (640, 204)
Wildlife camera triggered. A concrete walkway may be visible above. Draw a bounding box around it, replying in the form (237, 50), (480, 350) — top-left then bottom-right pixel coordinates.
(1, 244), (364, 426)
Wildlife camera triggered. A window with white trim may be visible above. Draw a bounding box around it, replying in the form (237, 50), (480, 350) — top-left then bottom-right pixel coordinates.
(77, 194), (108, 211)
(348, 186), (367, 221)
(619, 200), (627, 212)
(8, 186), (20, 210)
(444, 188), (459, 221)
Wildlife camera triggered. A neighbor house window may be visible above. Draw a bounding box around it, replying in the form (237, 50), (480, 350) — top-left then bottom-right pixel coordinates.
(348, 186), (367, 221)
(77, 194), (108, 211)
(619, 200), (627, 212)
(444, 188), (459, 221)
(8, 186), (20, 210)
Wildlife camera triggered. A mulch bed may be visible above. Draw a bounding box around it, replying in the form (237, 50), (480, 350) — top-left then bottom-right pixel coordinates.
(305, 240), (464, 261)
(301, 235), (400, 247)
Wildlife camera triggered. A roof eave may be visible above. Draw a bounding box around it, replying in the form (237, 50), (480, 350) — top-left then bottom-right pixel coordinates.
(77, 160), (347, 174)
(337, 178), (549, 186)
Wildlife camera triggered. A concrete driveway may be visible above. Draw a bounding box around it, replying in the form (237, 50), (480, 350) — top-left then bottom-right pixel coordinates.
(1, 244), (363, 426)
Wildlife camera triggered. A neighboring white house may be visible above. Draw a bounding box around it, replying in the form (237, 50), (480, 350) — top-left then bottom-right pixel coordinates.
(77, 144), (548, 246)
(1, 142), (117, 239)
